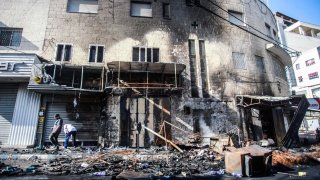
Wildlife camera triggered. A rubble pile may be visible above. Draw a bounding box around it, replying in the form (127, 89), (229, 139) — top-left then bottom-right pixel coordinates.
(1, 144), (320, 178)
(0, 147), (224, 177)
(305, 145), (320, 162)
(272, 151), (310, 167)
(0, 162), (23, 176)
(272, 145), (320, 167)
(45, 148), (224, 177)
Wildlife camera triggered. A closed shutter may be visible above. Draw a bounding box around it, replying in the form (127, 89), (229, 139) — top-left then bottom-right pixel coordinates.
(0, 84), (18, 145)
(44, 102), (100, 143)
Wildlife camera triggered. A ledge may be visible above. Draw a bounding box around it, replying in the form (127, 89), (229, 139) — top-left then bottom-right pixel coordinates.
(266, 44), (292, 66)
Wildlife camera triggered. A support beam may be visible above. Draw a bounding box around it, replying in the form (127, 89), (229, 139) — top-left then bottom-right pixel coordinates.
(119, 80), (194, 131)
(80, 66), (84, 89)
(142, 125), (183, 153)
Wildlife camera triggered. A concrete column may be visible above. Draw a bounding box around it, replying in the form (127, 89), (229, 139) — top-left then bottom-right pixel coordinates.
(310, 29), (316, 37)
(298, 26), (305, 36)
(272, 107), (286, 146)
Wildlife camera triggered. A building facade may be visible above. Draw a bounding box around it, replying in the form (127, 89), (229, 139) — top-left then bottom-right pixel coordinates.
(0, 0), (50, 146)
(277, 18), (320, 98)
(1, 0), (293, 147)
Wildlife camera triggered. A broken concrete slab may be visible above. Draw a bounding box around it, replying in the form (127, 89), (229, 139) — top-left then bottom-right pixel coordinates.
(225, 145), (272, 177)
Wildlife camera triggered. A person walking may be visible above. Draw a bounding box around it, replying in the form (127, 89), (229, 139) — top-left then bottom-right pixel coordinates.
(316, 127), (320, 142)
(63, 124), (77, 149)
(49, 114), (63, 150)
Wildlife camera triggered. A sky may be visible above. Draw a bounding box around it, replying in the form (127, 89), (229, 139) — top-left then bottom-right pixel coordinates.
(268, 0), (320, 25)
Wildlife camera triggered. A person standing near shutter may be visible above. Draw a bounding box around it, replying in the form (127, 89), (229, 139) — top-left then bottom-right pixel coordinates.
(49, 114), (63, 150)
(63, 124), (77, 149)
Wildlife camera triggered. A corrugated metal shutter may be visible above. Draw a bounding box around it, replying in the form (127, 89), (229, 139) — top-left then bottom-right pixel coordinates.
(7, 84), (41, 146)
(44, 102), (100, 143)
(0, 84), (18, 145)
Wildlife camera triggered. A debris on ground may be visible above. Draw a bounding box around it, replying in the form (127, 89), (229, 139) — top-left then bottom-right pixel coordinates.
(272, 150), (311, 167)
(225, 145), (272, 177)
(1, 143), (320, 178)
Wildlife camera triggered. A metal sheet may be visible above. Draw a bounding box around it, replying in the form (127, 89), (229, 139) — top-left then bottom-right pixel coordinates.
(44, 102), (99, 143)
(7, 84), (41, 146)
(0, 84), (18, 145)
(107, 61), (186, 74)
(0, 54), (38, 82)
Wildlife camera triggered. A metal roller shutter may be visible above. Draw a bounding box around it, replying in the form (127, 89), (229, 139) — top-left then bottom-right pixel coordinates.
(0, 84), (18, 145)
(44, 102), (100, 143)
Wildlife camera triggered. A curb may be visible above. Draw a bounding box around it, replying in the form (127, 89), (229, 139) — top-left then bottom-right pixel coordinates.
(0, 153), (86, 161)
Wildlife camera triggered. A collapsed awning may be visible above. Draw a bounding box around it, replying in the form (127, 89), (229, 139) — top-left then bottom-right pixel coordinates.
(266, 44), (292, 66)
(28, 63), (105, 94)
(237, 95), (310, 148)
(107, 61), (186, 74)
(236, 95), (291, 108)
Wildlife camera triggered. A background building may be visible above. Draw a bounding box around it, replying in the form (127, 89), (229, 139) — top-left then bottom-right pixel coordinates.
(285, 22), (320, 98)
(275, 12), (320, 98)
(0, 0), (50, 146)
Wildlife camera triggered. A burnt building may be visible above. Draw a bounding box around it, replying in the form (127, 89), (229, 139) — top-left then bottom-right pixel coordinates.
(2, 0), (302, 148)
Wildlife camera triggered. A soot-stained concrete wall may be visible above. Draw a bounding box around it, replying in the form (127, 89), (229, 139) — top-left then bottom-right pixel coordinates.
(43, 0), (290, 145)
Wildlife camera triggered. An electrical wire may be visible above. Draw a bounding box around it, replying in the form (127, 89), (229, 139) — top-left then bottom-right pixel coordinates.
(203, 0), (300, 54)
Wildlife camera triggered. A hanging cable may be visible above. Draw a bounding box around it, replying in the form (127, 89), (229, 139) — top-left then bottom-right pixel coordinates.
(202, 0), (300, 54)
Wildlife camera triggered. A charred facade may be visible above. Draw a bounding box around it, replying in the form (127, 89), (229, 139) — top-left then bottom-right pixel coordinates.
(12, 0), (294, 147)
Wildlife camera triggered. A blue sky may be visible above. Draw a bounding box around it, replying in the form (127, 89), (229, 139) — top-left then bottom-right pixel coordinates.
(268, 0), (320, 25)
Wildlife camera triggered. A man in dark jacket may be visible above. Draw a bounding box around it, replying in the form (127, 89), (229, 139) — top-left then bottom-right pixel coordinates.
(49, 114), (63, 150)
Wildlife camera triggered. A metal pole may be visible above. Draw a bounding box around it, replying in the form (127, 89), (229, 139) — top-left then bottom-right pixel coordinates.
(72, 70), (75, 87)
(118, 61), (120, 87)
(53, 65), (56, 82)
(136, 99), (139, 152)
(174, 63), (177, 88)
(164, 122), (168, 150)
(80, 66), (84, 89)
(101, 67), (104, 91)
(146, 71), (149, 97)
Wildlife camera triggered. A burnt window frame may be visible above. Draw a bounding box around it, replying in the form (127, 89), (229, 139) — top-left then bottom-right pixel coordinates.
(130, 1), (153, 18)
(0, 27), (23, 47)
(228, 10), (245, 26)
(163, 3), (171, 19)
(255, 55), (266, 73)
(66, 0), (99, 14)
(272, 57), (286, 80)
(232, 52), (247, 70)
(55, 43), (73, 62)
(265, 23), (272, 38)
(88, 44), (105, 63)
(132, 47), (160, 63)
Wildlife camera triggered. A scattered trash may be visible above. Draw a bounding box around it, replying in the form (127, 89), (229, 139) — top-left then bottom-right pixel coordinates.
(0, 143), (320, 178)
(26, 165), (38, 174)
(1, 165), (23, 175)
(92, 171), (107, 176)
(206, 169), (224, 175)
(231, 172), (242, 177)
(80, 162), (89, 168)
(298, 171), (307, 176)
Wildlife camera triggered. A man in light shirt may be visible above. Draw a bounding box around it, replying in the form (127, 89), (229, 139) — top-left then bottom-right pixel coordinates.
(63, 124), (77, 149)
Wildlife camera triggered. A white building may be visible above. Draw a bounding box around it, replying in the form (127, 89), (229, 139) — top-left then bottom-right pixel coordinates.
(275, 12), (320, 98)
(286, 22), (320, 98)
